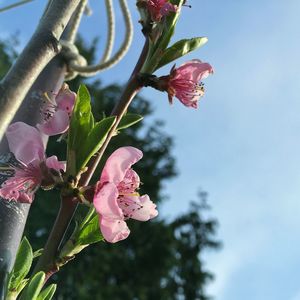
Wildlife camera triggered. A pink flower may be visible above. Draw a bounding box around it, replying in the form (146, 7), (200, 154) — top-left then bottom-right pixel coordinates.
(93, 147), (158, 243)
(37, 83), (76, 136)
(161, 59), (214, 108)
(146, 0), (177, 22)
(0, 122), (65, 203)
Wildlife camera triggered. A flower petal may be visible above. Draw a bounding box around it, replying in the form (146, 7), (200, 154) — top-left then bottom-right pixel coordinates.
(45, 156), (66, 172)
(129, 194), (158, 221)
(93, 182), (130, 243)
(93, 182), (123, 219)
(0, 177), (35, 203)
(37, 109), (70, 136)
(99, 217), (130, 243)
(6, 122), (45, 164)
(55, 84), (76, 115)
(100, 147), (143, 185)
(160, 2), (177, 16)
(147, 0), (177, 21)
(117, 169), (140, 194)
(175, 59), (214, 82)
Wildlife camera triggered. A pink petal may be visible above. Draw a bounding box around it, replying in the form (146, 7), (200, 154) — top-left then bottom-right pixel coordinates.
(147, 0), (176, 21)
(117, 169), (140, 194)
(99, 217), (130, 243)
(93, 182), (123, 219)
(6, 122), (45, 164)
(55, 85), (76, 115)
(130, 195), (158, 221)
(0, 177), (35, 203)
(45, 156), (66, 172)
(93, 182), (130, 243)
(175, 59), (214, 82)
(160, 2), (177, 16)
(37, 109), (70, 136)
(100, 147), (143, 185)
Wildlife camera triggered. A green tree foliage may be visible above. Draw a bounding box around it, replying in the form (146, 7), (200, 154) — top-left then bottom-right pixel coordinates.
(0, 37), (18, 79)
(0, 37), (220, 299)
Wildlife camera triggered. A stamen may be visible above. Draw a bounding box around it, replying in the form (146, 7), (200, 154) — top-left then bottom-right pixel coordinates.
(118, 192), (140, 197)
(43, 92), (55, 105)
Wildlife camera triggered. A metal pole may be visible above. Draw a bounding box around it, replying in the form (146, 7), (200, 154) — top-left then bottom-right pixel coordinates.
(0, 1), (87, 295)
(0, 57), (66, 298)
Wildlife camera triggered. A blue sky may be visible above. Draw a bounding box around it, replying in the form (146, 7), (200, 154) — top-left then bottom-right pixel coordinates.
(1, 0), (300, 299)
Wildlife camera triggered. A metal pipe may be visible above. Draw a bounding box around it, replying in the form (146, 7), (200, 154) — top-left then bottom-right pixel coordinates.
(0, 57), (66, 298)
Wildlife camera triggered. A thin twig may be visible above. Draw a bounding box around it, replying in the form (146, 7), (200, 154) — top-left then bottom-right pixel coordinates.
(80, 38), (150, 186)
(0, 0), (34, 13)
(33, 38), (150, 279)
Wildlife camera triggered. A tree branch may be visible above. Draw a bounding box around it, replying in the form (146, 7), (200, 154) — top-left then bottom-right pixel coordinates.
(32, 38), (150, 279)
(0, 0), (81, 141)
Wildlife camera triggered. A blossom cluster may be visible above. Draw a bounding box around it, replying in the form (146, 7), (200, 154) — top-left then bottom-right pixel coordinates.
(0, 0), (214, 244)
(0, 85), (159, 243)
(0, 85), (76, 203)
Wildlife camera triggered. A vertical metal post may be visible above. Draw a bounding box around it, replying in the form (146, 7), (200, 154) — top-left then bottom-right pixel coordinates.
(0, 57), (66, 297)
(0, 1), (86, 295)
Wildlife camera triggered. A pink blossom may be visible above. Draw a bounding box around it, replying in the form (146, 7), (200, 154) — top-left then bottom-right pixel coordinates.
(0, 122), (65, 203)
(93, 147), (158, 243)
(162, 59), (214, 108)
(37, 83), (76, 136)
(146, 0), (177, 22)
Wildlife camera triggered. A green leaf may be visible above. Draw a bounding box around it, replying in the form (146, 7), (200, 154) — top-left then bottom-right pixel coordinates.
(6, 279), (29, 300)
(75, 213), (103, 246)
(118, 113), (143, 130)
(141, 0), (185, 73)
(59, 209), (103, 261)
(67, 84), (94, 174)
(156, 37), (208, 69)
(78, 116), (116, 169)
(20, 272), (45, 300)
(33, 249), (43, 259)
(9, 237), (33, 290)
(37, 284), (57, 300)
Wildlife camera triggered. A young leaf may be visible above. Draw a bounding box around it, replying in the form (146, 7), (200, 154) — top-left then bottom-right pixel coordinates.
(19, 271), (45, 300)
(9, 237), (33, 290)
(37, 284), (57, 300)
(33, 249), (43, 259)
(78, 116), (116, 170)
(67, 84), (94, 174)
(6, 279), (29, 300)
(118, 113), (143, 130)
(59, 209), (103, 261)
(75, 213), (103, 246)
(156, 37), (208, 69)
(142, 0), (185, 73)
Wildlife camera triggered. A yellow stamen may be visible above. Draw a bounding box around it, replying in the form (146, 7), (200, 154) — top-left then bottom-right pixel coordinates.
(119, 192), (140, 197)
(43, 92), (55, 104)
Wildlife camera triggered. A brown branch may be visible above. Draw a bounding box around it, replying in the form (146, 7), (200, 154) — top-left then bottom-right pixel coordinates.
(32, 38), (150, 280)
(80, 38), (150, 186)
